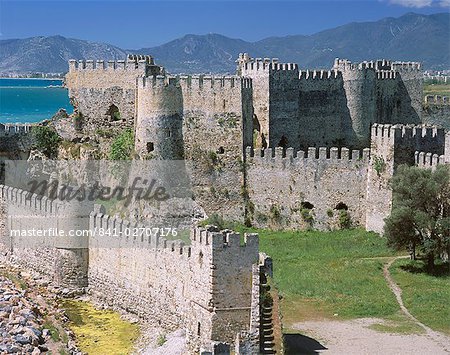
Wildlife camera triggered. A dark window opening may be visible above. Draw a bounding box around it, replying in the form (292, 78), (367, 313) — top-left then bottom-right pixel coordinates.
(335, 202), (348, 211)
(278, 135), (288, 149)
(301, 201), (314, 210)
(217, 147), (225, 154)
(197, 322), (201, 336)
(261, 133), (268, 149)
(164, 128), (171, 138)
(253, 114), (261, 132)
(146, 142), (154, 153)
(107, 104), (121, 121)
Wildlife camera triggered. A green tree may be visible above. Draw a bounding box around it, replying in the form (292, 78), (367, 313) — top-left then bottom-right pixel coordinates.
(384, 165), (450, 270)
(31, 126), (62, 158)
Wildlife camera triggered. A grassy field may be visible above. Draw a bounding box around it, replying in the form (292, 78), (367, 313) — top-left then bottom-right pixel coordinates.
(390, 259), (450, 335)
(62, 300), (140, 354)
(229, 226), (448, 335)
(424, 82), (450, 98)
(253, 228), (404, 331)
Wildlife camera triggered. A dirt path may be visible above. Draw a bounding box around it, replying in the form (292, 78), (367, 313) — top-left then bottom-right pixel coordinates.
(383, 256), (450, 353)
(289, 256), (450, 354)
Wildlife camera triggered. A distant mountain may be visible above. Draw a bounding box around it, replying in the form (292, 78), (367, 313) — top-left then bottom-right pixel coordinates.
(1, 12), (449, 75)
(0, 35), (126, 74)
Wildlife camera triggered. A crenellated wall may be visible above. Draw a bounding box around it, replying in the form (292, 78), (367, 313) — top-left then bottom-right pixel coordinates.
(245, 146), (370, 230)
(0, 185), (260, 353)
(0, 184), (90, 288)
(365, 123), (445, 233)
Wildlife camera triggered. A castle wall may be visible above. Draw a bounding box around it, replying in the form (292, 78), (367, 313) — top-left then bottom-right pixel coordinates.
(179, 76), (253, 220)
(88, 215), (259, 351)
(245, 146), (370, 230)
(0, 185), (89, 288)
(65, 56), (163, 131)
(297, 70), (354, 149)
(0, 184), (260, 352)
(422, 96), (450, 130)
(365, 124), (445, 233)
(240, 60), (271, 147)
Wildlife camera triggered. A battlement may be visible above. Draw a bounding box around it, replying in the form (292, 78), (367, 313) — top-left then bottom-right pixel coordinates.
(138, 75), (251, 90)
(299, 69), (342, 80)
(237, 53), (298, 73)
(245, 146), (370, 164)
(425, 95), (449, 105)
(68, 54), (154, 72)
(334, 58), (421, 73)
(191, 226), (258, 250)
(377, 71), (397, 80)
(392, 61), (421, 71)
(371, 123), (444, 140)
(0, 184), (58, 215)
(0, 123), (33, 135)
(415, 151), (445, 169)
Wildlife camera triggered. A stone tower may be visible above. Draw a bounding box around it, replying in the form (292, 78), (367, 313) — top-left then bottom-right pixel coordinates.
(135, 76), (184, 160)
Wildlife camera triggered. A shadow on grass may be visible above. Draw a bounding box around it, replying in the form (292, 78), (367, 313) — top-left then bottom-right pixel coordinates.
(284, 333), (327, 355)
(400, 260), (450, 277)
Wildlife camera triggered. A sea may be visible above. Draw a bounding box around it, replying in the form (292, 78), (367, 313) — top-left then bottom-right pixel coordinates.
(0, 78), (73, 124)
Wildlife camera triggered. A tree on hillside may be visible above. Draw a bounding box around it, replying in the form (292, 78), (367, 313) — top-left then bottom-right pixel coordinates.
(384, 164), (450, 270)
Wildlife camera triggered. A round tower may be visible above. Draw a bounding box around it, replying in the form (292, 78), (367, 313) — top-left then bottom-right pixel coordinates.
(338, 61), (377, 148)
(135, 76), (184, 160)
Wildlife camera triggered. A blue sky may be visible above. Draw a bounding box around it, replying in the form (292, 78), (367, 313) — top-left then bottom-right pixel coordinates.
(0, 0), (448, 48)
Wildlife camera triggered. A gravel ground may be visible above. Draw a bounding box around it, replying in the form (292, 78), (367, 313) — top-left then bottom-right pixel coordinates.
(290, 318), (450, 355)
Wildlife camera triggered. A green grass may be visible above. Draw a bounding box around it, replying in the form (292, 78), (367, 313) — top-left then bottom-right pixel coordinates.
(424, 83), (450, 98)
(61, 300), (139, 355)
(255, 229), (403, 328)
(368, 312), (425, 334)
(390, 259), (450, 335)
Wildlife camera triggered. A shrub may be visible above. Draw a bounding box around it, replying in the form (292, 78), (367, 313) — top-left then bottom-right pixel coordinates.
(338, 210), (352, 229)
(32, 126), (61, 157)
(109, 128), (134, 160)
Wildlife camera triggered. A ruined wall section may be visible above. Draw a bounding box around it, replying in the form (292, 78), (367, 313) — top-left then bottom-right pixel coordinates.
(180, 76), (253, 220)
(297, 70), (354, 149)
(0, 124), (34, 160)
(65, 55), (163, 131)
(88, 214), (259, 352)
(240, 59), (272, 148)
(246, 146), (370, 230)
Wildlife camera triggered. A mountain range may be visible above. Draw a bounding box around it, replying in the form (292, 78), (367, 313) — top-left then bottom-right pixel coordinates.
(0, 12), (449, 75)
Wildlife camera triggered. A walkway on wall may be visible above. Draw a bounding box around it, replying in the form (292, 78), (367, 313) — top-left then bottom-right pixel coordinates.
(383, 256), (450, 353)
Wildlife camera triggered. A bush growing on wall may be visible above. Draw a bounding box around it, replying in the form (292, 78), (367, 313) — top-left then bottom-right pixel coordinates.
(109, 129), (135, 160)
(31, 126), (62, 158)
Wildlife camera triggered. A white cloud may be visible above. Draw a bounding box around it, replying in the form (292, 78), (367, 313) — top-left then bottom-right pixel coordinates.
(388, 0), (450, 7)
(389, 0), (433, 8)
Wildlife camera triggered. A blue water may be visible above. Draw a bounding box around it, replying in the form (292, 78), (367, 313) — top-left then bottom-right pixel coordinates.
(0, 78), (74, 123)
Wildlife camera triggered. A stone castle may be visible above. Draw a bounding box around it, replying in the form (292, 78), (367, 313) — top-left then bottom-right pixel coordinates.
(63, 53), (446, 233)
(0, 52), (449, 354)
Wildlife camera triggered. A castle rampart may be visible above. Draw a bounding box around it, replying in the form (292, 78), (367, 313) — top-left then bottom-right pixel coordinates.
(245, 145), (370, 230)
(0, 184), (260, 353)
